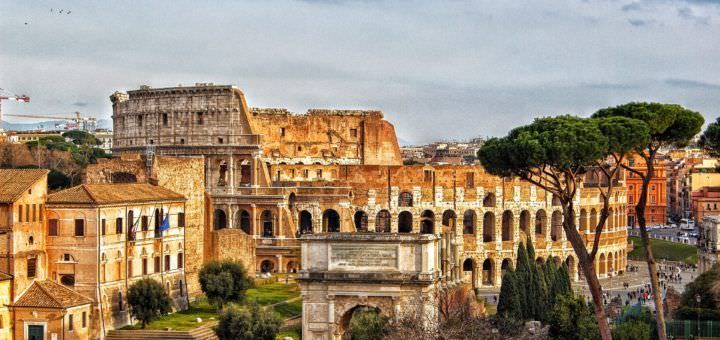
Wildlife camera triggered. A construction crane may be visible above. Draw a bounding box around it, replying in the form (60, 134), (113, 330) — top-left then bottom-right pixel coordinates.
(0, 88), (30, 134)
(4, 111), (97, 132)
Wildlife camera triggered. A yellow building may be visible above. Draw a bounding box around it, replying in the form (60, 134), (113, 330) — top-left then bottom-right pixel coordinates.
(0, 273), (12, 340)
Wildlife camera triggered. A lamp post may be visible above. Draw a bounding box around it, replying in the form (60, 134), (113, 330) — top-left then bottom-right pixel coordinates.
(695, 293), (701, 339)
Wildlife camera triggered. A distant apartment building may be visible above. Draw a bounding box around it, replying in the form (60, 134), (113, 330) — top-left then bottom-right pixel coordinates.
(625, 154), (668, 227)
(94, 128), (113, 154)
(6, 131), (64, 143)
(699, 215), (720, 272)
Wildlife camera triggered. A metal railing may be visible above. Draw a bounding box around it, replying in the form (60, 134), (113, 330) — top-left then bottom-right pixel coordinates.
(666, 320), (720, 338)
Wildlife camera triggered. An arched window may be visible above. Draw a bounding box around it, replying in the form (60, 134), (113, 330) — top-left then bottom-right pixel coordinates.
(299, 210), (313, 234)
(535, 210), (547, 236)
(482, 259), (494, 285)
(262, 210), (274, 237)
(551, 211), (562, 241)
(483, 212), (495, 242)
(118, 292), (124, 311)
(323, 209), (340, 232)
(501, 211), (513, 241)
(579, 209), (588, 232)
(398, 211), (413, 233)
(399, 192), (413, 207)
(420, 210), (434, 234)
(442, 210), (457, 229)
(354, 211), (368, 232)
(519, 210), (530, 236)
(463, 210), (476, 235)
(213, 209), (227, 230)
(376, 210), (391, 233)
(483, 193), (496, 208)
(237, 210), (251, 234)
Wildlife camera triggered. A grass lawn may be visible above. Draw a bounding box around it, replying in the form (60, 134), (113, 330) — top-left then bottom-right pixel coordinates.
(122, 282), (301, 331)
(628, 236), (698, 265)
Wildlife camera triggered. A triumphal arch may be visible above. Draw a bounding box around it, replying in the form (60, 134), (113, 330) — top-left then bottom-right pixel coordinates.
(298, 233), (440, 340)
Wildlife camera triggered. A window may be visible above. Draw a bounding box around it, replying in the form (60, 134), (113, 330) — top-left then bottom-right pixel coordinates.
(650, 195), (656, 204)
(149, 139), (154, 145)
(101, 219), (106, 236)
(180, 138), (185, 145)
(116, 218), (123, 234)
(280, 127), (286, 137)
(82, 311), (87, 328)
(118, 292), (124, 311)
(39, 204), (43, 221)
(424, 170), (433, 183)
(18, 205), (22, 223)
(317, 169), (323, 179)
(137, 115), (143, 127)
(25, 204), (29, 222)
(142, 258), (148, 275)
(128, 260), (133, 277)
(49, 219), (59, 236)
(162, 113), (168, 126)
(154, 256), (160, 273)
(196, 112), (204, 125)
(165, 255), (171, 271)
(651, 185), (656, 191)
(27, 258), (37, 278)
(303, 169), (309, 178)
(178, 213), (185, 228)
(68, 314), (74, 331)
(350, 128), (357, 137)
(141, 216), (149, 231)
(60, 275), (75, 286)
(177, 253), (184, 269)
(466, 172), (475, 188)
(28, 236), (33, 245)
(32, 204), (36, 222)
(628, 195), (634, 204)
(218, 137), (224, 144)
(74, 219), (85, 236)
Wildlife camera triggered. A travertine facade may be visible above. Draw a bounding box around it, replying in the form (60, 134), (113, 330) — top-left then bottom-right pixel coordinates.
(108, 84), (629, 290)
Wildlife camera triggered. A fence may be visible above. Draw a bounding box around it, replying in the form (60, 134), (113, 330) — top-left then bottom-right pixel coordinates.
(666, 320), (720, 338)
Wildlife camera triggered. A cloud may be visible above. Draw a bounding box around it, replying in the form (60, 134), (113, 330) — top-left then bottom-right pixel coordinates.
(665, 78), (720, 90)
(72, 101), (89, 107)
(627, 18), (651, 26)
(677, 6), (710, 24)
(622, 2), (643, 11)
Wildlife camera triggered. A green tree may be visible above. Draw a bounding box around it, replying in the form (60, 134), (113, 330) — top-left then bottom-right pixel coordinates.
(215, 303), (281, 340)
(548, 293), (600, 340)
(497, 268), (522, 318)
(348, 307), (388, 340)
(701, 116), (720, 157)
(62, 129), (100, 146)
(479, 115), (649, 339)
(126, 278), (172, 328)
(199, 260), (253, 309)
(594, 102), (704, 340)
(612, 319), (652, 340)
(674, 264), (720, 320)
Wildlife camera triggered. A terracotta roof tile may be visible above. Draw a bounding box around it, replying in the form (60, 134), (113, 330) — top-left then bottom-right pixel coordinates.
(14, 280), (93, 308)
(47, 183), (185, 205)
(0, 169), (48, 203)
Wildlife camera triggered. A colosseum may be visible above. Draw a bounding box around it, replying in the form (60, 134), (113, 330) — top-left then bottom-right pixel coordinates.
(107, 83), (628, 290)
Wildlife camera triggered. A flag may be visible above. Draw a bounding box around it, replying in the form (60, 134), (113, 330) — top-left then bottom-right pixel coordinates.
(159, 213), (170, 233)
(130, 213), (140, 234)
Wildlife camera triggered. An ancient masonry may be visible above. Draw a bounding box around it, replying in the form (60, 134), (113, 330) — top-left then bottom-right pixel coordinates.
(101, 83), (628, 293)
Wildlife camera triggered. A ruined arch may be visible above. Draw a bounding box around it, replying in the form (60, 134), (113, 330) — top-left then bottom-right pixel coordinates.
(376, 210), (391, 233)
(462, 258), (477, 288)
(535, 209), (547, 237)
(482, 258), (495, 285)
(299, 210), (313, 234)
(442, 210), (457, 230)
(213, 209), (227, 230)
(420, 210), (435, 234)
(339, 305), (384, 339)
(236, 210), (251, 234)
(398, 211), (412, 233)
(323, 209), (341, 232)
(463, 210), (476, 235)
(483, 192), (496, 208)
(501, 210), (514, 241)
(519, 210), (531, 240)
(483, 212), (495, 242)
(551, 210), (562, 241)
(354, 210), (369, 232)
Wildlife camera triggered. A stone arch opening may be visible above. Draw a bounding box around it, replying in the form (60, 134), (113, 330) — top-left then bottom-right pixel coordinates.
(483, 212), (495, 242)
(376, 210), (391, 233)
(483, 192), (496, 207)
(399, 191), (413, 207)
(299, 210), (313, 234)
(111, 172), (137, 184)
(552, 195), (561, 206)
(608, 207), (614, 230)
(579, 209), (588, 232)
(536, 257), (545, 265)
(213, 209), (227, 230)
(323, 209), (341, 232)
(501, 211), (513, 241)
(398, 211), (413, 233)
(463, 210), (476, 235)
(501, 258), (512, 277)
(286, 261), (298, 273)
(598, 253), (606, 276)
(535, 209), (547, 237)
(288, 193), (297, 211)
(519, 210), (531, 242)
(463, 258), (476, 288)
(262, 210), (274, 237)
(590, 208), (598, 232)
(420, 210), (434, 234)
(565, 256), (576, 278)
(236, 210), (251, 234)
(482, 259), (494, 285)
(354, 210), (368, 232)
(442, 210), (457, 231)
(608, 252), (614, 274)
(551, 211), (562, 241)
(260, 259), (275, 273)
(339, 305), (382, 340)
(217, 160), (228, 186)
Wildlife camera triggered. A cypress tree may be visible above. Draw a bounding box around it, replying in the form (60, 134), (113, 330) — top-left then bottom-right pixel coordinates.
(497, 268), (522, 317)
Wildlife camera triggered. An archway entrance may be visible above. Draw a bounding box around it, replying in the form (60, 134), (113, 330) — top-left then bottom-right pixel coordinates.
(339, 305), (383, 340)
(260, 259), (275, 273)
(482, 259), (494, 286)
(462, 258), (476, 289)
(323, 209), (341, 232)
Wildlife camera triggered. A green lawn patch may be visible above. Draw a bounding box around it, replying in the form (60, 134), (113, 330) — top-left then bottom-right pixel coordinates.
(628, 236), (698, 265)
(120, 299), (217, 331)
(247, 282), (300, 306)
(273, 299), (302, 319)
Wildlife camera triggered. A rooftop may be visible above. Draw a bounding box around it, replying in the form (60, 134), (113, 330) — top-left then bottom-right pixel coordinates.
(13, 280), (93, 309)
(0, 169), (48, 203)
(47, 183), (185, 205)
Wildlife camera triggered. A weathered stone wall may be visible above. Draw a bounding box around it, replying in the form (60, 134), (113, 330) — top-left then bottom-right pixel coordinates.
(250, 108), (402, 166)
(84, 154), (148, 184)
(210, 229), (255, 273)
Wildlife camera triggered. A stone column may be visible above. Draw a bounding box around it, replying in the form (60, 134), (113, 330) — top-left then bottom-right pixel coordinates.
(227, 205), (235, 229)
(228, 156), (235, 194)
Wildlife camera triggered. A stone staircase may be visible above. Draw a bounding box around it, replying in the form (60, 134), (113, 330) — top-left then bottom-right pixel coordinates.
(105, 322), (218, 340)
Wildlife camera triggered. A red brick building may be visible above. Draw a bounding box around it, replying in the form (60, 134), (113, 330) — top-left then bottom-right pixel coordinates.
(625, 154), (668, 227)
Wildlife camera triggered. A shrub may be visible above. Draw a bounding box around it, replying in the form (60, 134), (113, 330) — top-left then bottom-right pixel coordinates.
(126, 278), (172, 328)
(215, 303), (281, 340)
(199, 260), (253, 309)
(348, 307), (387, 340)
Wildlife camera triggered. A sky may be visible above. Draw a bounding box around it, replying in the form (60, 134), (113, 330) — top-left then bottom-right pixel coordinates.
(1, 0), (719, 145)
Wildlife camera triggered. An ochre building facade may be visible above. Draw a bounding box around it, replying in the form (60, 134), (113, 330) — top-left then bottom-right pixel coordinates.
(107, 84), (628, 289)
